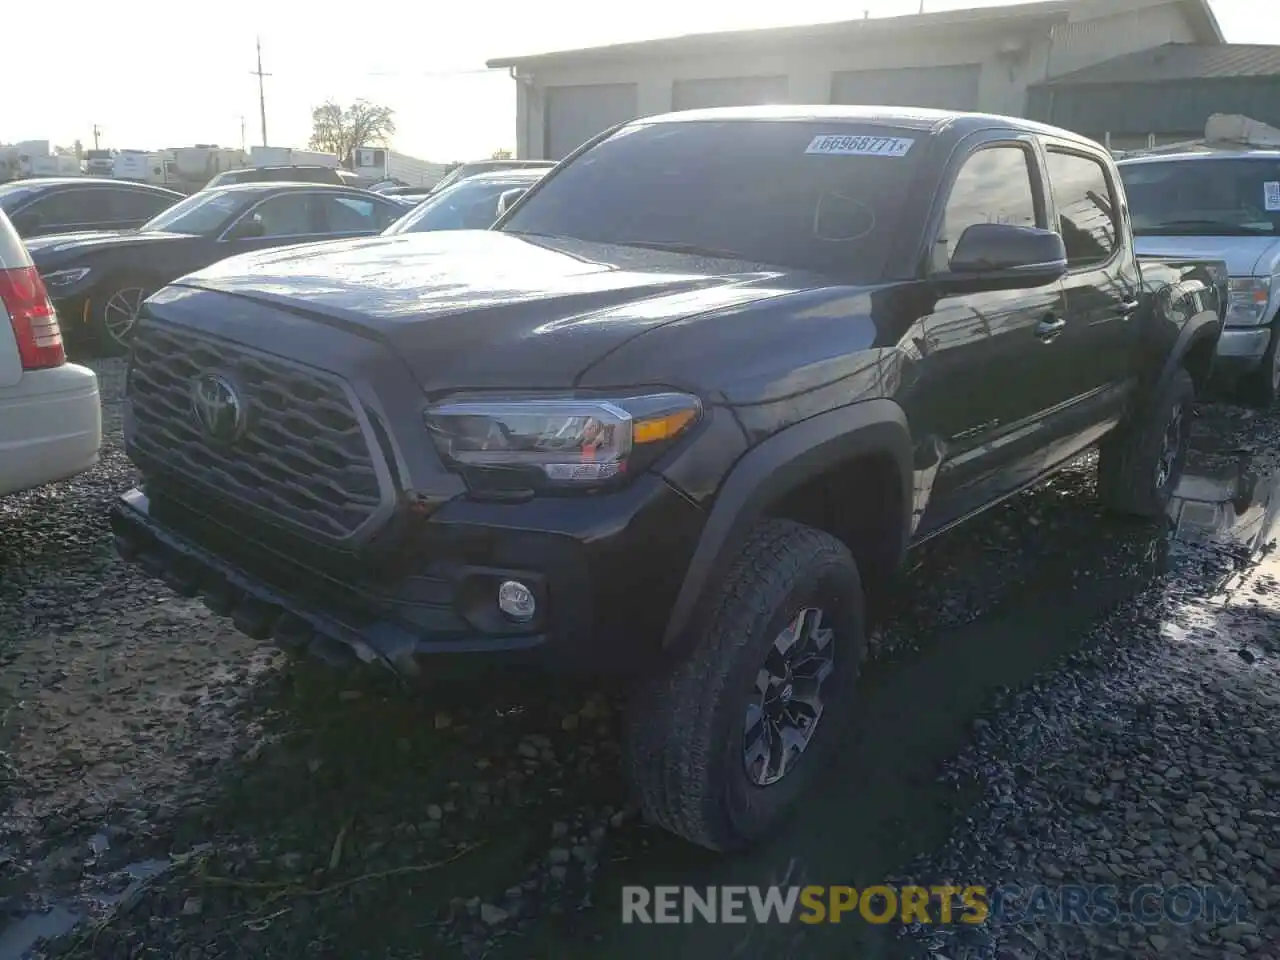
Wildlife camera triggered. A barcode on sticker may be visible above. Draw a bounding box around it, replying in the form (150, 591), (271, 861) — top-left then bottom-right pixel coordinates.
(805, 135), (914, 157)
(1265, 181), (1280, 212)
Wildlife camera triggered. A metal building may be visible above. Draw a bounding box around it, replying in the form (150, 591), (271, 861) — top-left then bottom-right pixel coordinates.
(487, 0), (1224, 160)
(1027, 44), (1280, 150)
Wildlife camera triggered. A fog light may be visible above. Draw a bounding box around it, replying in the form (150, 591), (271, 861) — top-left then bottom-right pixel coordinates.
(497, 580), (536, 622)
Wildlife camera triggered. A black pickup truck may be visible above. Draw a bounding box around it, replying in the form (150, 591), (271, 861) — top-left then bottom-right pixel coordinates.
(111, 106), (1227, 852)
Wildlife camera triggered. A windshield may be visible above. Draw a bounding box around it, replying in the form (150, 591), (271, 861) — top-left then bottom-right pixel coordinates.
(139, 190), (251, 235)
(1120, 157), (1280, 236)
(499, 120), (924, 278)
(385, 177), (535, 234)
(0, 182), (45, 213)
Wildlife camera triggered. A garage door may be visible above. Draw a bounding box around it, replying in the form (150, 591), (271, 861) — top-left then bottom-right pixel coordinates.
(544, 83), (638, 160)
(830, 65), (981, 111)
(672, 75), (789, 111)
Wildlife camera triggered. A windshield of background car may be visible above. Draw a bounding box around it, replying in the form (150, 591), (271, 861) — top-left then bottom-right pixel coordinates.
(1120, 157), (1280, 236)
(0, 182), (45, 213)
(385, 177), (536, 234)
(499, 120), (925, 278)
(139, 190), (251, 235)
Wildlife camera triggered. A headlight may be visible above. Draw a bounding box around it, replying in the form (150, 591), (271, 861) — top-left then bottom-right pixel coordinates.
(1225, 276), (1271, 327)
(40, 267), (91, 291)
(425, 392), (702, 489)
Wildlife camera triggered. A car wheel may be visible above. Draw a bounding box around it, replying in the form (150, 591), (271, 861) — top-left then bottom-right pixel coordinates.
(1243, 320), (1280, 408)
(1097, 367), (1195, 519)
(94, 280), (153, 356)
(625, 518), (866, 852)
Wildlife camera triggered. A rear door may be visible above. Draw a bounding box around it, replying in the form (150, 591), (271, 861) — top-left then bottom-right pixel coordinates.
(913, 133), (1068, 533)
(1037, 141), (1141, 468)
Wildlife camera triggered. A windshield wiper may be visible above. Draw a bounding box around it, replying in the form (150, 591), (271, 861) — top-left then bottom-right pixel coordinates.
(1137, 219), (1273, 237)
(608, 239), (754, 260)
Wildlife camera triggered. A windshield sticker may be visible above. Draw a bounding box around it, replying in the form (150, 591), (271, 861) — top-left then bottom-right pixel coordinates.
(1265, 181), (1280, 212)
(805, 135), (914, 158)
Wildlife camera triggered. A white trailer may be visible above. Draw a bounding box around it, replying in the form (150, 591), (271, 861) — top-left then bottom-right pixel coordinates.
(249, 146), (339, 168)
(351, 147), (445, 187)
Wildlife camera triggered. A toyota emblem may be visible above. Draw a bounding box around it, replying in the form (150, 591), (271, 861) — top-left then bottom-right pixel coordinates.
(190, 373), (247, 442)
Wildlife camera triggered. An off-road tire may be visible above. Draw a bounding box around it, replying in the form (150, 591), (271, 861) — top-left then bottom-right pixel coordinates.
(624, 518), (866, 852)
(1097, 367), (1195, 518)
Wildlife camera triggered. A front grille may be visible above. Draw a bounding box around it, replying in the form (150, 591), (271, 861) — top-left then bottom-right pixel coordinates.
(127, 321), (384, 539)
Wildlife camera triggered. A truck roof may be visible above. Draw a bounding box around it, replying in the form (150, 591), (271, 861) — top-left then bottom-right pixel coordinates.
(636, 104), (1104, 148)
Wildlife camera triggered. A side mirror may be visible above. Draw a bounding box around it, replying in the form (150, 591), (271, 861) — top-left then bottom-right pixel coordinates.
(946, 223), (1068, 285)
(11, 210), (42, 234)
(495, 188), (527, 218)
(228, 215), (265, 240)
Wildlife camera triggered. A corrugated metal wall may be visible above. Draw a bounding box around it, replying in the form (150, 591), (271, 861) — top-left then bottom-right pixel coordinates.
(1027, 77), (1280, 138)
(543, 84), (639, 160)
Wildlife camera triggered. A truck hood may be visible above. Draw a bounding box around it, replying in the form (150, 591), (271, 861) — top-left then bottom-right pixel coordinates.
(175, 230), (800, 392)
(1134, 233), (1280, 277)
(25, 229), (189, 262)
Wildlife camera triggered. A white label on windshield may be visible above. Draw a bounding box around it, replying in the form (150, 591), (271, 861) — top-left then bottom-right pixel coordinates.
(805, 135), (914, 157)
(1265, 181), (1280, 212)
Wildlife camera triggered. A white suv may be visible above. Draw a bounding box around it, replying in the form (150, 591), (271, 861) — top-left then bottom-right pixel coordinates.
(0, 208), (101, 496)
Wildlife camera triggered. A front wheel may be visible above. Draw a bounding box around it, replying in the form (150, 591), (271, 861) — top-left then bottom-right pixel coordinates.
(1097, 367), (1195, 518)
(1243, 320), (1280, 408)
(625, 518), (866, 852)
(93, 281), (153, 356)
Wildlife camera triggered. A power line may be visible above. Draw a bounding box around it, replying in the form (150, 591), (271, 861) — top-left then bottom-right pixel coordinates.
(252, 37), (272, 147)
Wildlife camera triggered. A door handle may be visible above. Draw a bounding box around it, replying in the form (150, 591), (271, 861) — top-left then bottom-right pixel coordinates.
(1116, 298), (1141, 316)
(1036, 315), (1066, 341)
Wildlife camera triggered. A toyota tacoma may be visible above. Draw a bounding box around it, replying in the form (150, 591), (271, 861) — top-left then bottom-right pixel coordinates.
(111, 106), (1227, 852)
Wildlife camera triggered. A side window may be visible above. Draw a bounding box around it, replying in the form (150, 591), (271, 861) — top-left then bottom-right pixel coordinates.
(110, 189), (174, 222)
(246, 194), (317, 237)
(25, 189), (113, 227)
(933, 145), (1039, 272)
(318, 195), (381, 233)
(1045, 150), (1117, 268)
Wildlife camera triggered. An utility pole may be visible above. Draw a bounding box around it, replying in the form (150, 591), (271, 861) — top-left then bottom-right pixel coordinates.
(240, 116), (247, 153)
(92, 124), (102, 150)
(252, 37), (271, 147)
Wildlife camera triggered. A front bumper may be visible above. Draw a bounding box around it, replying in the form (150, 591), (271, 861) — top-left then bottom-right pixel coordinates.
(1214, 326), (1273, 378)
(110, 472), (704, 677)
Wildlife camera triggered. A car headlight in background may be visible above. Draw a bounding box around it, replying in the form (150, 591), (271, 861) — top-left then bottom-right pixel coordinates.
(40, 267), (91, 292)
(1225, 276), (1271, 326)
(425, 392), (702, 489)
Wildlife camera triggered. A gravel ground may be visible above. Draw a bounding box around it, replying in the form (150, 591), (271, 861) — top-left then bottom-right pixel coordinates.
(1, 362), (1277, 960)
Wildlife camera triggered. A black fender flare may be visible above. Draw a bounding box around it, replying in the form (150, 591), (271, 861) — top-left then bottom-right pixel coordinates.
(1154, 303), (1224, 399)
(662, 398), (914, 650)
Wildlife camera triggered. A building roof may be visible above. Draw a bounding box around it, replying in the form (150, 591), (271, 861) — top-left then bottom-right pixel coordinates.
(487, 0), (1223, 70)
(1038, 43), (1280, 87)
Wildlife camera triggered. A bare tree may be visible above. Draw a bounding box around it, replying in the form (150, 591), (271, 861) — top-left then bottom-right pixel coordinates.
(309, 100), (396, 165)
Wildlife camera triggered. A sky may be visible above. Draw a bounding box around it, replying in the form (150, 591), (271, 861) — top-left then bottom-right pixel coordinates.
(3, 0), (1267, 163)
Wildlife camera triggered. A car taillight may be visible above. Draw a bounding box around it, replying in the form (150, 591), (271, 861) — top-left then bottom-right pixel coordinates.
(0, 265), (65, 370)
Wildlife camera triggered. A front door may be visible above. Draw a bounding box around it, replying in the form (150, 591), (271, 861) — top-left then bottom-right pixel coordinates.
(910, 137), (1068, 535)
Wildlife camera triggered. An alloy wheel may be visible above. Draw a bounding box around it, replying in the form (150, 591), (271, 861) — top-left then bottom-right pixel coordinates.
(102, 287), (148, 347)
(743, 606), (836, 787)
(1155, 402), (1186, 491)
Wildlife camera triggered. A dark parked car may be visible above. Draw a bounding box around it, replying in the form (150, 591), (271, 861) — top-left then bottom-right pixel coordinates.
(26, 182), (402, 354)
(111, 106), (1227, 852)
(0, 178), (183, 238)
(427, 159), (556, 195)
(204, 165), (361, 189)
(384, 168), (546, 234)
